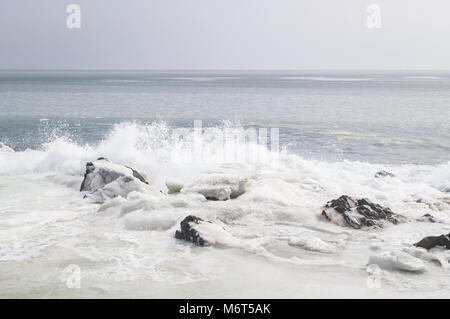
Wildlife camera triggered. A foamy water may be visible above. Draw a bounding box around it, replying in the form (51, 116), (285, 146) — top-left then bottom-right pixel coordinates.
(0, 71), (449, 298)
(0, 121), (449, 298)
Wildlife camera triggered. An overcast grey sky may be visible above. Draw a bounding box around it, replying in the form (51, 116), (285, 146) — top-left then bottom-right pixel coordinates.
(1, 0), (449, 70)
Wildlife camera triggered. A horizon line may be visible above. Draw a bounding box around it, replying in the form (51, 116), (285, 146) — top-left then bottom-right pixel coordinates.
(1, 68), (450, 73)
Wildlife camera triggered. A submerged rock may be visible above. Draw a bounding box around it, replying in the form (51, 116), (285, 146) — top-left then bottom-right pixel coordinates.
(174, 215), (235, 246)
(416, 213), (446, 224)
(321, 195), (407, 229)
(80, 158), (152, 202)
(414, 233), (450, 250)
(181, 174), (248, 201)
(374, 170), (395, 178)
(288, 236), (336, 254)
(0, 142), (14, 153)
(415, 198), (449, 212)
(402, 247), (444, 266)
(368, 251), (426, 273)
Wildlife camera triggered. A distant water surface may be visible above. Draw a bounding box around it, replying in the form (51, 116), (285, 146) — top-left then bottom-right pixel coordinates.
(0, 70), (449, 164)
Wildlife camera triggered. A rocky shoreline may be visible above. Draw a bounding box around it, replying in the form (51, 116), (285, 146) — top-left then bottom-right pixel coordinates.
(79, 159), (450, 273)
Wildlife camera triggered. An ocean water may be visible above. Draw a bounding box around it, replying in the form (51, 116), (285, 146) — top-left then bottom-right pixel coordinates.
(0, 71), (449, 298)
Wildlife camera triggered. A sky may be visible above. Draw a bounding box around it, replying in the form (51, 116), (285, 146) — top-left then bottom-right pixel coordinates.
(1, 0), (450, 70)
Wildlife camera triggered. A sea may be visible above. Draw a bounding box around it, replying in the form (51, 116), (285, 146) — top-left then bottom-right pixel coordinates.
(0, 71), (449, 297)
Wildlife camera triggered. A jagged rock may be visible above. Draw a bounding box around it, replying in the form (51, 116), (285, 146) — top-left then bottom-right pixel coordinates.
(321, 195), (408, 229)
(175, 215), (209, 246)
(0, 142), (14, 153)
(414, 233), (450, 250)
(182, 174), (248, 201)
(80, 158), (151, 202)
(374, 170), (395, 178)
(174, 215), (235, 246)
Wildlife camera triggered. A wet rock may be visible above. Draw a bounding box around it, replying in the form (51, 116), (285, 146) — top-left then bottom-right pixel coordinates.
(414, 233), (450, 250)
(416, 213), (446, 224)
(321, 195), (408, 229)
(80, 158), (149, 192)
(174, 215), (236, 246)
(175, 215), (210, 246)
(125, 165), (149, 185)
(80, 158), (152, 202)
(374, 170), (395, 178)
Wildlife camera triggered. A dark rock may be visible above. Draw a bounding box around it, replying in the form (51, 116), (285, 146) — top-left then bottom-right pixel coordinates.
(80, 162), (95, 191)
(321, 195), (408, 229)
(416, 213), (445, 224)
(125, 165), (149, 185)
(414, 233), (450, 250)
(374, 170), (395, 178)
(175, 215), (211, 246)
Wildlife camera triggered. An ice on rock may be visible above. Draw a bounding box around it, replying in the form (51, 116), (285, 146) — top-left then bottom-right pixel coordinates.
(174, 215), (237, 246)
(182, 174), (248, 201)
(80, 158), (158, 203)
(402, 247), (444, 266)
(368, 251), (426, 273)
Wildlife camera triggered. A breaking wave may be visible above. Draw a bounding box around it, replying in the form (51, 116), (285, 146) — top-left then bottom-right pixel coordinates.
(0, 121), (449, 297)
